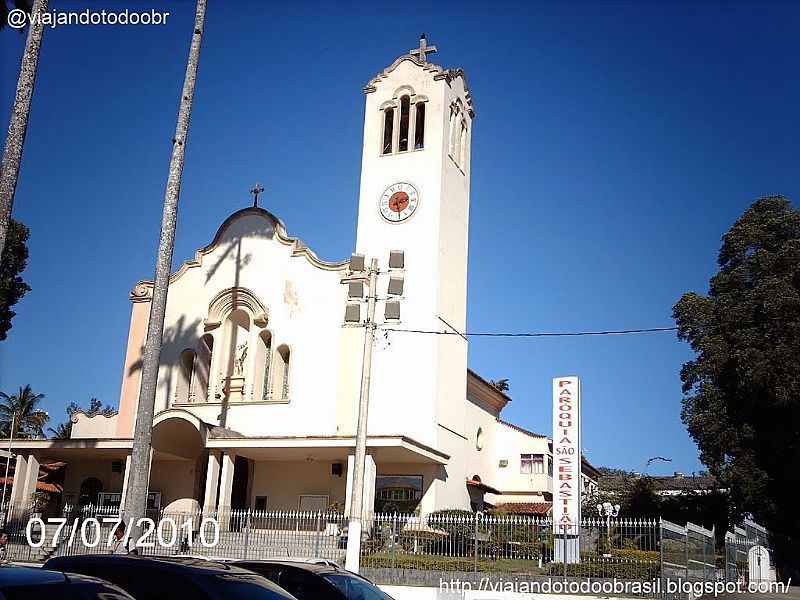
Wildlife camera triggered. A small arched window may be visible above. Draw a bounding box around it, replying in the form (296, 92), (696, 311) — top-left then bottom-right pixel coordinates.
(382, 108), (394, 155)
(275, 345), (291, 400)
(398, 96), (411, 152)
(195, 334), (213, 403)
(253, 331), (273, 401)
(176, 349), (197, 403)
(414, 103), (426, 150)
(449, 102), (468, 170)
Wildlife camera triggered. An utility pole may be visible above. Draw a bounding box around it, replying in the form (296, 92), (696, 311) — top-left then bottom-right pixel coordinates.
(345, 257), (378, 573)
(123, 0), (206, 541)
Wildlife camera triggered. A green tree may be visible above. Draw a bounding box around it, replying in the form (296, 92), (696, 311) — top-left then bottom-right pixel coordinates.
(0, 384), (48, 438)
(0, 218), (30, 340)
(489, 378), (510, 392)
(48, 398), (116, 439)
(673, 195), (800, 574)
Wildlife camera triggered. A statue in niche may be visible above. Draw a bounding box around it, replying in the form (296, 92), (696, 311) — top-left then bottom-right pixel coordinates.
(233, 341), (248, 376)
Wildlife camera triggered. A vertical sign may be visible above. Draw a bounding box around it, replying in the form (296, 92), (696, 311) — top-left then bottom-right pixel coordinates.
(553, 376), (581, 562)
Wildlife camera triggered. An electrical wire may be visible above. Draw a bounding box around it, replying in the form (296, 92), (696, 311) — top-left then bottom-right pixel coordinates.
(376, 326), (678, 338)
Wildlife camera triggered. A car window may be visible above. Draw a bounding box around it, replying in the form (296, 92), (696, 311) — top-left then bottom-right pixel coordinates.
(277, 568), (339, 599)
(44, 561), (208, 600)
(321, 573), (394, 600)
(205, 573), (298, 599)
(0, 581), (132, 600)
(111, 564), (207, 600)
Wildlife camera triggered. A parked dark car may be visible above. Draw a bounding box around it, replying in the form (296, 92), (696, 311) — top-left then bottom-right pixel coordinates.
(43, 555), (298, 600)
(0, 565), (135, 599)
(233, 560), (395, 600)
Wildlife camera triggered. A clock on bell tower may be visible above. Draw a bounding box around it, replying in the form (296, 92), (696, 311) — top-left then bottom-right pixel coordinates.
(353, 35), (476, 456)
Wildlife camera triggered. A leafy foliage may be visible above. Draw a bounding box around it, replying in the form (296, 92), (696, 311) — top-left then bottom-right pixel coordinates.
(0, 383), (47, 438)
(489, 378), (510, 392)
(0, 1), (33, 32)
(0, 219), (31, 341)
(48, 397), (116, 439)
(673, 195), (800, 572)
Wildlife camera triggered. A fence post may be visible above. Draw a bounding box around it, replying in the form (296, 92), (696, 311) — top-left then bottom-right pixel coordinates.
(315, 511), (322, 558)
(474, 511), (479, 585)
(659, 518), (665, 600)
(391, 513), (397, 584)
(685, 527), (690, 584)
(243, 508), (251, 560)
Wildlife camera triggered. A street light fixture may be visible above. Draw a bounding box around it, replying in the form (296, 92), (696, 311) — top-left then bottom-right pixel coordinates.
(597, 501), (620, 555)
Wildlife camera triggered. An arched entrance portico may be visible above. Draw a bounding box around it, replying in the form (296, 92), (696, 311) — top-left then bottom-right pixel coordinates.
(150, 410), (208, 512)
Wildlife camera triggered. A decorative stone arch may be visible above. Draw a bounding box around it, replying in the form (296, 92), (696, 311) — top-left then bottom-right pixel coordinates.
(392, 84), (417, 99)
(152, 409), (208, 457)
(204, 287), (269, 330)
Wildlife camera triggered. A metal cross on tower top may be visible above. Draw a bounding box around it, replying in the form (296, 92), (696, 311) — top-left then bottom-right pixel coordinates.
(250, 182), (265, 207)
(410, 33), (437, 63)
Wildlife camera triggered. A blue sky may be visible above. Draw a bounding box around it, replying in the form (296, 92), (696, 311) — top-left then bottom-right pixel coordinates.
(1, 1), (798, 475)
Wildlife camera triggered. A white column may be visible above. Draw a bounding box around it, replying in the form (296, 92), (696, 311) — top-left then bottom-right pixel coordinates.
(344, 454), (355, 517)
(217, 451), (236, 530)
(9, 454), (27, 505)
(344, 452), (376, 518)
(363, 454), (376, 518)
(119, 454), (133, 511)
(218, 451), (236, 509)
(19, 454), (39, 508)
(203, 450), (221, 513)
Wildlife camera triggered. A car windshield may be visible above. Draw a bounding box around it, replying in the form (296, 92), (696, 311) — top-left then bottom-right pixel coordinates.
(206, 573), (297, 600)
(320, 573), (394, 600)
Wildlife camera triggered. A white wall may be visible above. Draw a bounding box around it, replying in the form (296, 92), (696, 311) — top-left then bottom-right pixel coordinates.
(71, 413), (118, 438)
(486, 421), (551, 504)
(151, 211), (348, 438)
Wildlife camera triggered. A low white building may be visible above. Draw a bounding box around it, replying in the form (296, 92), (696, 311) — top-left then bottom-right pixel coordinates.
(9, 38), (596, 518)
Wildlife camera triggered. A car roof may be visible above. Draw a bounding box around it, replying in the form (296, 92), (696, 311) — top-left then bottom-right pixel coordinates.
(0, 566), (67, 586)
(45, 554), (255, 576)
(237, 559), (343, 575)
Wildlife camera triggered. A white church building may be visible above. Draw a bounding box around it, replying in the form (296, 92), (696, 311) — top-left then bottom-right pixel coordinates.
(9, 38), (596, 519)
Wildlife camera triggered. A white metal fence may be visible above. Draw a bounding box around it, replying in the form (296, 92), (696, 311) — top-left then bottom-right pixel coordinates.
(0, 503), (773, 596)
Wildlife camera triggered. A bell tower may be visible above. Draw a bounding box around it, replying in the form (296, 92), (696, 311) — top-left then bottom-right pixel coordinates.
(354, 36), (475, 460)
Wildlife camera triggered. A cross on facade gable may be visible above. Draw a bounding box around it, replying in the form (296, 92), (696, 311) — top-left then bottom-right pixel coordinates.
(250, 182), (265, 207)
(410, 33), (437, 63)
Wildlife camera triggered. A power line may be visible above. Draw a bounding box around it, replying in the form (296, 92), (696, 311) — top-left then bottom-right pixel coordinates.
(377, 325), (679, 338)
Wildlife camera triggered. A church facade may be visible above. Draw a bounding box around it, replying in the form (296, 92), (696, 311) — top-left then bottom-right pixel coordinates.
(9, 40), (594, 518)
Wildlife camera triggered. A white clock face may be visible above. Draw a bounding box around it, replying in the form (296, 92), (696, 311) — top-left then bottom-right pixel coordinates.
(379, 182), (419, 223)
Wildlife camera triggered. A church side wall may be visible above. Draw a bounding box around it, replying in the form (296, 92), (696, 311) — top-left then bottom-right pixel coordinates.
(250, 460), (348, 511)
(115, 300), (150, 437)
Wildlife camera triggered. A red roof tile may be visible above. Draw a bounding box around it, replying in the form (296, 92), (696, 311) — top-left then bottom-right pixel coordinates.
(495, 502), (552, 516)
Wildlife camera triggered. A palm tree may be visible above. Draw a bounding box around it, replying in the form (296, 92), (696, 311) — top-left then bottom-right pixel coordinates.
(47, 421), (71, 439)
(490, 378), (510, 392)
(0, 0), (48, 260)
(0, 384), (48, 438)
(124, 0), (207, 534)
